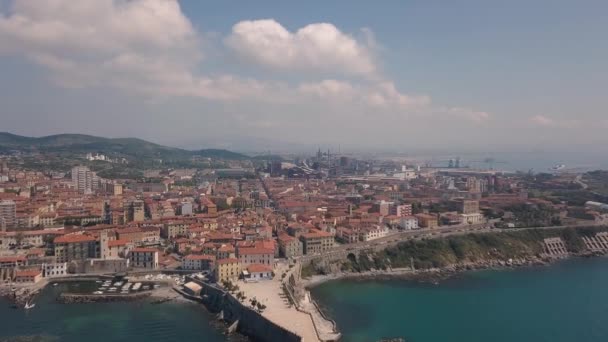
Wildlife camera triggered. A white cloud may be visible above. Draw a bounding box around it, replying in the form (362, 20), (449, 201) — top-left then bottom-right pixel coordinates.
(529, 115), (578, 128)
(0, 1), (487, 124)
(226, 19), (377, 77)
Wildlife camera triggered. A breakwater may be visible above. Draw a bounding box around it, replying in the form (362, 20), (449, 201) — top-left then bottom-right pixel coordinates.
(191, 279), (302, 342)
(57, 291), (151, 303)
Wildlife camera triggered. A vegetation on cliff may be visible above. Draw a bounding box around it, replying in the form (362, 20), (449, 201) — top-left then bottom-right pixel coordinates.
(303, 227), (607, 276)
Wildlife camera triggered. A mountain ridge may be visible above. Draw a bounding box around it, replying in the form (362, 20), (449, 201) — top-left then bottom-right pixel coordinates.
(0, 132), (249, 160)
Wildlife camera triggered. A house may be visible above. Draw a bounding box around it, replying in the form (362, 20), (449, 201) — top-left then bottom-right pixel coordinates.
(300, 230), (334, 255)
(129, 248), (159, 269)
(415, 214), (438, 228)
(54, 233), (98, 263)
(399, 216), (419, 230)
(277, 233), (303, 258)
(237, 246), (274, 267)
(360, 225), (389, 241)
(243, 264), (273, 282)
(42, 262), (67, 278)
(182, 254), (215, 271)
(336, 227), (359, 244)
(215, 258), (241, 283)
(14, 269), (43, 283)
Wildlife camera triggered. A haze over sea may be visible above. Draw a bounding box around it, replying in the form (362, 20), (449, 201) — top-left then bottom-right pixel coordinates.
(311, 257), (608, 342)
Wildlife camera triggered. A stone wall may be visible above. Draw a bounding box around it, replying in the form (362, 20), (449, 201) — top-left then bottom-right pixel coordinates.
(196, 280), (302, 342)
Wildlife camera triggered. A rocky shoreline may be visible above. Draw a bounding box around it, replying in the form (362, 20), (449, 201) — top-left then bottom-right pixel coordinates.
(303, 252), (604, 288)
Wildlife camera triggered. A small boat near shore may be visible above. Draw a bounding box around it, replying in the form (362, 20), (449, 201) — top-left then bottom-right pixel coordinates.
(24, 301), (35, 310)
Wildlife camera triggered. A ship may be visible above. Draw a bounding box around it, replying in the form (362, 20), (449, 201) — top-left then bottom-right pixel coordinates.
(550, 164), (566, 171)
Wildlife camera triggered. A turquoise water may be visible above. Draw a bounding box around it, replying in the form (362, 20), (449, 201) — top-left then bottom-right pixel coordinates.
(311, 258), (608, 342)
(0, 282), (244, 342)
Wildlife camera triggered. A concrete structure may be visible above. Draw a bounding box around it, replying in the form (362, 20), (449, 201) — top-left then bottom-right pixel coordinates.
(300, 230), (334, 255)
(399, 216), (419, 230)
(0, 200), (16, 229)
(460, 212), (485, 224)
(71, 166), (99, 194)
(42, 262), (67, 277)
(359, 225), (389, 241)
(237, 246), (274, 267)
(278, 234), (303, 258)
(54, 234), (98, 263)
(14, 269), (43, 283)
(129, 248), (159, 269)
(182, 254), (215, 271)
(415, 214), (438, 228)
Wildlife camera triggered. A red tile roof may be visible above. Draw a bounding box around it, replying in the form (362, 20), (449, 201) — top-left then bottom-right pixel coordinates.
(247, 264), (273, 273)
(54, 234), (96, 244)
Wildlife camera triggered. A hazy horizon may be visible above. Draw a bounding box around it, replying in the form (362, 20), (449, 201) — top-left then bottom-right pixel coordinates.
(1, 0), (607, 153)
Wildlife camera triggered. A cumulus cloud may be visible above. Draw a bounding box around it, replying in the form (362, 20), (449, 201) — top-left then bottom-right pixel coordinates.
(225, 19), (377, 77)
(0, 1), (487, 124)
(529, 115), (578, 128)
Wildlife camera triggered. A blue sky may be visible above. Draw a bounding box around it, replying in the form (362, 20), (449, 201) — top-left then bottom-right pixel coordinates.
(0, 0), (606, 152)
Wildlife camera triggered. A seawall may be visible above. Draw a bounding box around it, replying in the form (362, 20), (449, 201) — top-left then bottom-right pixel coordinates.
(193, 280), (302, 342)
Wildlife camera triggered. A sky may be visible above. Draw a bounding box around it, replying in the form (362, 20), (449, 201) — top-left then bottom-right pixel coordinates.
(0, 0), (606, 153)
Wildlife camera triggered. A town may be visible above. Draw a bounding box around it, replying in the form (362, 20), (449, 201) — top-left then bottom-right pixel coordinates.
(1, 148), (608, 341)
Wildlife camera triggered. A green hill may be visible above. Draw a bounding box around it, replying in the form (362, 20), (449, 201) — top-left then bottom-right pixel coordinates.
(0, 132), (247, 160)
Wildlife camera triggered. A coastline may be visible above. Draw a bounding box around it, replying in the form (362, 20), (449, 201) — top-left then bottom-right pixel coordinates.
(301, 254), (595, 289)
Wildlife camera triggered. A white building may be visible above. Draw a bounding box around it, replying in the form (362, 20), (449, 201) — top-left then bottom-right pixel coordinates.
(71, 166), (99, 194)
(399, 216), (419, 230)
(460, 213), (485, 225)
(42, 262), (68, 278)
(0, 200), (17, 229)
(360, 225), (389, 241)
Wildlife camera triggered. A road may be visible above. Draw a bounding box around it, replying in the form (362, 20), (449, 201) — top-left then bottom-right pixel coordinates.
(300, 220), (604, 263)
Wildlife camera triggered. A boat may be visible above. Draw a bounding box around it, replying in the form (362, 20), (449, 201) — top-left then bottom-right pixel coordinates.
(142, 285), (150, 290)
(52, 283), (58, 287)
(24, 302), (35, 310)
(93, 291), (103, 295)
(550, 164), (566, 171)
(132, 282), (142, 291)
(113, 281), (123, 287)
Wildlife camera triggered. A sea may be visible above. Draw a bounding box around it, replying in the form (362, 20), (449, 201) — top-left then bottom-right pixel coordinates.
(310, 257), (608, 342)
(0, 282), (246, 342)
(3, 259), (608, 342)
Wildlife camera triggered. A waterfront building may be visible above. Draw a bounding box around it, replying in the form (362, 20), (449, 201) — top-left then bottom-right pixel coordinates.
(300, 230), (334, 255)
(0, 255), (27, 268)
(182, 254), (215, 271)
(243, 264), (273, 281)
(129, 248), (159, 269)
(237, 246), (274, 267)
(460, 213), (485, 224)
(42, 262), (67, 277)
(14, 269), (43, 283)
(277, 233), (303, 258)
(215, 258), (241, 283)
(54, 234), (98, 263)
(359, 225), (389, 241)
(415, 214), (439, 228)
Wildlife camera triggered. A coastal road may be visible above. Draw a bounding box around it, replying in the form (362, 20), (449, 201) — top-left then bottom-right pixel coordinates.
(300, 220), (604, 263)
